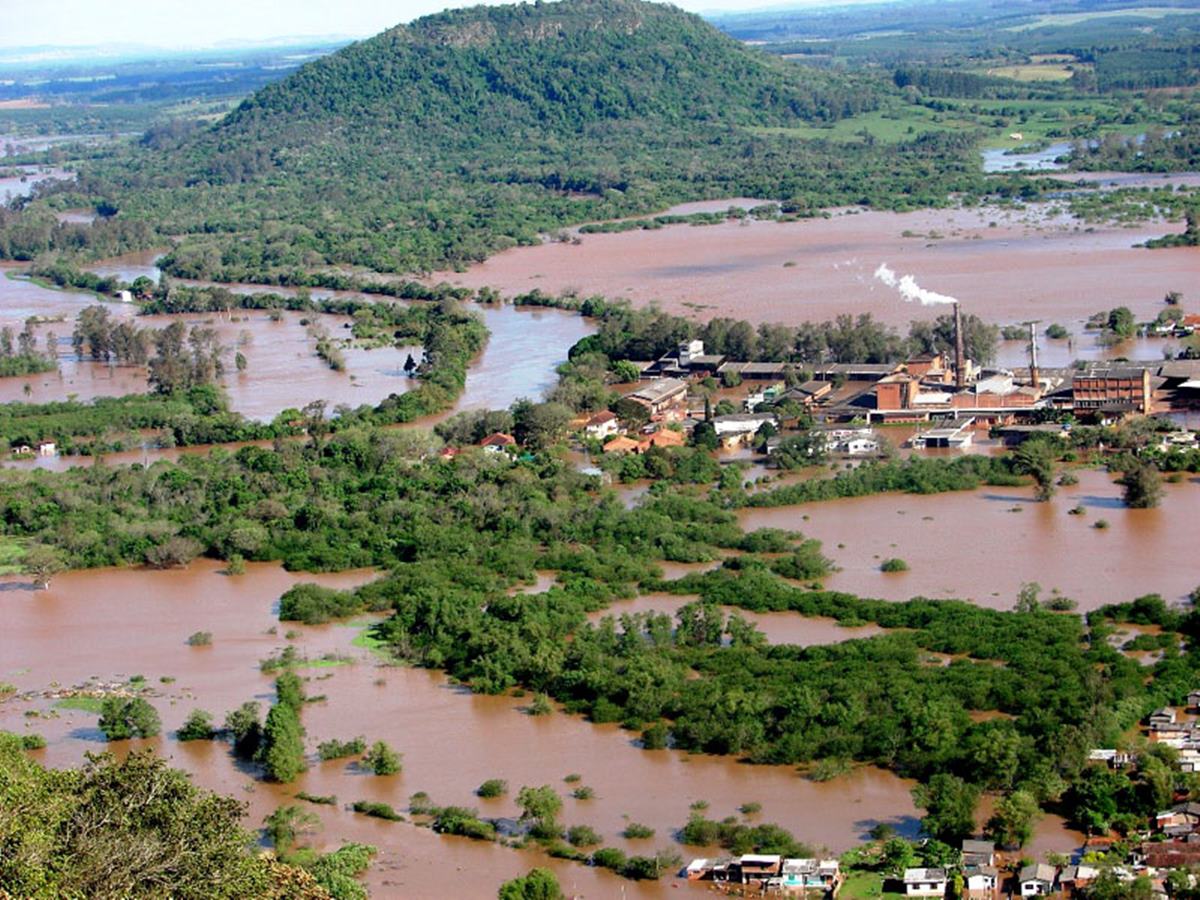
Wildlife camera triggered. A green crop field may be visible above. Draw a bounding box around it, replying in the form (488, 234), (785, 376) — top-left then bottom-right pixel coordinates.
(1007, 6), (1195, 30)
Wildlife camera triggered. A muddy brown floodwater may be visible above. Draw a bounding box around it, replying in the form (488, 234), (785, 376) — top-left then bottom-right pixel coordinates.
(740, 467), (1200, 610)
(0, 266), (593, 424)
(0, 560), (936, 898)
(432, 203), (1198, 337)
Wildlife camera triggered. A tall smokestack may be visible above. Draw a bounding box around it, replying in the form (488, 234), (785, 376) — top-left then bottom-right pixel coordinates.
(1028, 321), (1040, 392)
(954, 302), (965, 389)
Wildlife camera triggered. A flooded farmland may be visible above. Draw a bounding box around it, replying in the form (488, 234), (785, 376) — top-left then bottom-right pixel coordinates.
(431, 202), (1197, 337)
(0, 265), (592, 423)
(740, 467), (1200, 611)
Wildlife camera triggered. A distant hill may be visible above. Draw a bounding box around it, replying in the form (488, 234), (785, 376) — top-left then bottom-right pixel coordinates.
(55, 0), (979, 279)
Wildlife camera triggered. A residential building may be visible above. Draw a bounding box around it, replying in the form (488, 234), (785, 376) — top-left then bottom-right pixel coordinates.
(584, 410), (620, 440)
(964, 865), (998, 895)
(961, 840), (995, 867)
(738, 854), (783, 884)
(626, 378), (689, 422)
(36, 440), (56, 457)
(1059, 865), (1099, 896)
(479, 432), (517, 452)
(1018, 863), (1057, 896)
(1188, 690), (1200, 711)
(902, 868), (948, 896)
(1149, 707), (1178, 729)
(781, 858), (840, 892)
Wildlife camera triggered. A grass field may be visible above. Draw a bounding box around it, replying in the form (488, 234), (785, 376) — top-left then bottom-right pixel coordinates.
(984, 64), (1078, 82)
(839, 871), (908, 900)
(54, 697), (106, 713)
(1007, 6), (1195, 30)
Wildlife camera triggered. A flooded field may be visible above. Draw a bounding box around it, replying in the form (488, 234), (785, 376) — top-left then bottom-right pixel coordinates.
(0, 265), (592, 423)
(0, 164), (73, 202)
(741, 467), (1200, 610)
(0, 560), (927, 898)
(432, 203), (1196, 336)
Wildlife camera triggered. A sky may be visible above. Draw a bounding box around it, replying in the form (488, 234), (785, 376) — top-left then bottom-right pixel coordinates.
(0, 0), (874, 50)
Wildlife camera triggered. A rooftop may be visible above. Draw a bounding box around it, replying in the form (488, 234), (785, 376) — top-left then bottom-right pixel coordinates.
(903, 869), (947, 883)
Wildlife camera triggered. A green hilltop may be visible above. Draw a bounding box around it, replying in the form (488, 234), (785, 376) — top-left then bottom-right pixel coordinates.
(47, 0), (981, 279)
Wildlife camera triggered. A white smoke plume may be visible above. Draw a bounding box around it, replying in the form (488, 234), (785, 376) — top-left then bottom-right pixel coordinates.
(873, 263), (959, 306)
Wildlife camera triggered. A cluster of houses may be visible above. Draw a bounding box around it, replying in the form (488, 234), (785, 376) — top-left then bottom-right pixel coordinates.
(685, 854), (841, 894)
(623, 339), (1200, 428)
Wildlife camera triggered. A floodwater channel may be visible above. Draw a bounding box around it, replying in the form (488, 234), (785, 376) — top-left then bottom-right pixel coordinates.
(0, 264), (592, 424)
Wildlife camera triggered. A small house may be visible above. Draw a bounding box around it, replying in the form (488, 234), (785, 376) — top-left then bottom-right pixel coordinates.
(902, 868), (947, 896)
(1149, 707), (1178, 730)
(1018, 863), (1057, 896)
(1059, 865), (1099, 896)
(36, 440), (56, 457)
(584, 410), (620, 440)
(964, 865), (998, 895)
(780, 858), (840, 891)
(642, 428), (685, 450)
(1188, 690), (1200, 711)
(738, 854), (783, 884)
(479, 432), (517, 453)
(602, 435), (641, 455)
(625, 378), (689, 422)
(962, 839), (996, 867)
(117, 290), (134, 303)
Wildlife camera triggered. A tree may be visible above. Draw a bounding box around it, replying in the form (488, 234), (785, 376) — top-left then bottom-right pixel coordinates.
(403, 353), (417, 376)
(362, 740), (402, 775)
(912, 774), (979, 844)
(1107, 307), (1136, 339)
(692, 420), (718, 451)
(275, 672), (306, 710)
(612, 396), (651, 430)
(0, 737), (290, 897)
(1012, 438), (1057, 501)
(1015, 582), (1041, 614)
(880, 837), (917, 875)
(1117, 460), (1162, 509)
(98, 697), (161, 741)
(511, 399), (573, 450)
(259, 702), (306, 783)
(516, 784), (563, 833)
(178, 709), (216, 741)
(611, 359), (640, 383)
(498, 868), (564, 900)
(986, 789), (1040, 849)
(23, 544), (64, 589)
(224, 702), (263, 760)
(264, 804), (319, 854)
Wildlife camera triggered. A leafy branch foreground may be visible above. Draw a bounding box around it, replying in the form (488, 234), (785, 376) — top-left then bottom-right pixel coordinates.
(0, 734), (368, 899)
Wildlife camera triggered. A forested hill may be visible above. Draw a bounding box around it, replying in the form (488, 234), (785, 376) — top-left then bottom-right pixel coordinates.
(35, 0), (982, 278)
(227, 0), (869, 141)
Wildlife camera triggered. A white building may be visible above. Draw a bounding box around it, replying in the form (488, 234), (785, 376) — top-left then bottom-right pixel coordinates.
(903, 868), (948, 896)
